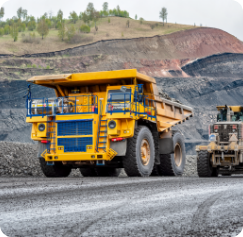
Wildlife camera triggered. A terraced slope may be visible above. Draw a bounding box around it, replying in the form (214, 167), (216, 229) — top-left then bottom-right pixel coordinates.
(0, 27), (242, 79)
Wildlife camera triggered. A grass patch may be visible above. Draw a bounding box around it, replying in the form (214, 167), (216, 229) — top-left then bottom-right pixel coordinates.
(0, 17), (196, 55)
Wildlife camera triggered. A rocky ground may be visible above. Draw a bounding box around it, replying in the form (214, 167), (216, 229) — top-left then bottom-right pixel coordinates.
(0, 142), (198, 177)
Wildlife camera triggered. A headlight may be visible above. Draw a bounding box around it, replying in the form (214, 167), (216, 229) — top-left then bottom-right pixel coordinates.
(38, 123), (46, 132)
(108, 120), (116, 129)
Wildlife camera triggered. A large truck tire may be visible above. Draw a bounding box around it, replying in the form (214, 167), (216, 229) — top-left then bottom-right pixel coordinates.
(123, 126), (155, 177)
(157, 132), (186, 176)
(80, 168), (98, 177)
(39, 158), (71, 177)
(197, 151), (218, 177)
(95, 168), (121, 177)
(151, 165), (160, 176)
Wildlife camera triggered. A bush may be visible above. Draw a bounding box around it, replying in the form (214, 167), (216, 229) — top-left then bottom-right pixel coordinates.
(4, 25), (9, 35)
(66, 24), (76, 42)
(139, 17), (144, 24)
(0, 28), (4, 37)
(22, 33), (40, 44)
(80, 24), (90, 33)
(27, 21), (36, 31)
(108, 18), (110, 23)
(150, 24), (155, 29)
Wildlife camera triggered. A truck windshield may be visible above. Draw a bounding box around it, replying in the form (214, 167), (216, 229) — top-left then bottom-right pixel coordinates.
(108, 90), (131, 102)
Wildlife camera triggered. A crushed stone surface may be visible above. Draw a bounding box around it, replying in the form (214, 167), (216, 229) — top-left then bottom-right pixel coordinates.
(0, 176), (242, 237)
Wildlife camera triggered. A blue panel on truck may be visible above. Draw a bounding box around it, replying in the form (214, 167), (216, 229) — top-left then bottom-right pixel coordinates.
(58, 137), (93, 152)
(57, 120), (93, 136)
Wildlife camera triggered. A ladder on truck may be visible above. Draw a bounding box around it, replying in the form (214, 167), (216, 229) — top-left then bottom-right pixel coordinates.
(96, 100), (107, 152)
(47, 115), (56, 154)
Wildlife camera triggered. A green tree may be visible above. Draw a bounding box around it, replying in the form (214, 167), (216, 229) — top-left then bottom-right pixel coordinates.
(102, 2), (108, 16)
(135, 14), (137, 20)
(66, 24), (76, 42)
(0, 7), (5, 21)
(4, 25), (9, 35)
(18, 22), (26, 32)
(57, 9), (63, 21)
(27, 16), (36, 31)
(58, 20), (66, 41)
(37, 18), (49, 39)
(22, 9), (28, 20)
(82, 11), (90, 25)
(159, 7), (168, 26)
(79, 12), (82, 20)
(86, 2), (95, 21)
(0, 28), (4, 36)
(93, 11), (100, 29)
(139, 17), (144, 24)
(10, 24), (18, 42)
(117, 5), (120, 15)
(17, 7), (23, 19)
(69, 11), (78, 24)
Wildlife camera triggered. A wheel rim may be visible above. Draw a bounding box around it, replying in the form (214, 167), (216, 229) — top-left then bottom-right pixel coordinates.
(140, 139), (151, 166)
(174, 143), (182, 167)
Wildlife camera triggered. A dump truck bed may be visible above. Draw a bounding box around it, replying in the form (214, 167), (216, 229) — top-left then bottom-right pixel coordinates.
(27, 69), (193, 132)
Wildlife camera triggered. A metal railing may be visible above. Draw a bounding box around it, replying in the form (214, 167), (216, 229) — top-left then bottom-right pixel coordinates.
(107, 91), (156, 119)
(26, 95), (98, 117)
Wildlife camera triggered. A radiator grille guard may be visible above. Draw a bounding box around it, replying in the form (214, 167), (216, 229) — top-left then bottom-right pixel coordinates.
(57, 120), (92, 136)
(57, 120), (93, 152)
(58, 137), (93, 152)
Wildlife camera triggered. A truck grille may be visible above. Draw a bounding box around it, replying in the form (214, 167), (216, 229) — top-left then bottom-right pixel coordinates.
(57, 120), (93, 136)
(58, 137), (93, 152)
(56, 120), (93, 152)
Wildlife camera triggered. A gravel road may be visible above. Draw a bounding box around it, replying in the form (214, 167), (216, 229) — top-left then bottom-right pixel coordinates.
(0, 177), (242, 237)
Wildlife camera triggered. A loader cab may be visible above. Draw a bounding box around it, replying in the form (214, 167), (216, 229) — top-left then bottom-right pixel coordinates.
(217, 108), (243, 122)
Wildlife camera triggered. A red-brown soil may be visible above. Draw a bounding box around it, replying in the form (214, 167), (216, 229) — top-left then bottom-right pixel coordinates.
(120, 27), (243, 77)
(1, 27), (243, 78)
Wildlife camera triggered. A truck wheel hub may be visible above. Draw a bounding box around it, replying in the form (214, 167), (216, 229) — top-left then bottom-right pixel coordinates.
(140, 139), (150, 166)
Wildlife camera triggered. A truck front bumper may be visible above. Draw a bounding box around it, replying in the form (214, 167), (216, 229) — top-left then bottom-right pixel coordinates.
(44, 152), (109, 162)
(196, 142), (243, 152)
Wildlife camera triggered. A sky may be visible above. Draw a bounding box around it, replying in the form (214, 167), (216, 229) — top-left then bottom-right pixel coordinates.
(1, 0), (243, 40)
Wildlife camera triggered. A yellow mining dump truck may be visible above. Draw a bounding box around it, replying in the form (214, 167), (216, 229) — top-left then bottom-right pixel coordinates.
(197, 105), (243, 177)
(25, 69), (193, 177)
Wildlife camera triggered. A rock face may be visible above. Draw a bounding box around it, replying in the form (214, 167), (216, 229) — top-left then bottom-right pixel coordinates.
(0, 27), (243, 79)
(0, 142), (197, 177)
(181, 53), (243, 78)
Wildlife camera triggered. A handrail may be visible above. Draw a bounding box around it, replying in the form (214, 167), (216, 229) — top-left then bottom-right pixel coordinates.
(107, 92), (156, 119)
(26, 95), (98, 117)
(96, 99), (103, 152)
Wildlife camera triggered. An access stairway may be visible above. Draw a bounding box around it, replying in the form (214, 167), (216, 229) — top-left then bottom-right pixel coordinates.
(97, 115), (108, 152)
